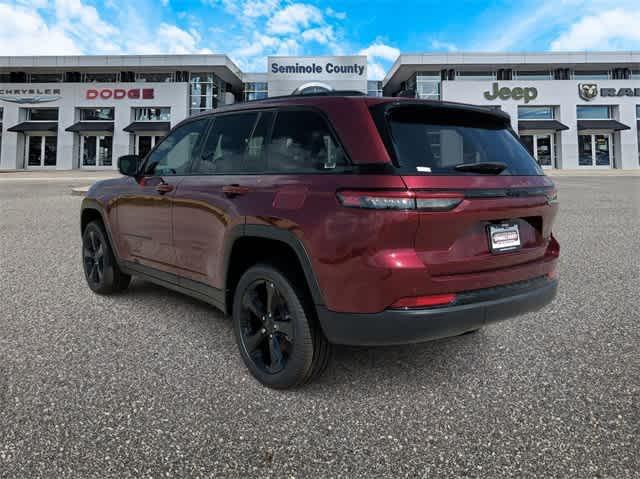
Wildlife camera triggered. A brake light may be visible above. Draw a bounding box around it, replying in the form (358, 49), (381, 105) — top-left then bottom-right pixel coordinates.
(390, 293), (456, 309)
(337, 190), (463, 211)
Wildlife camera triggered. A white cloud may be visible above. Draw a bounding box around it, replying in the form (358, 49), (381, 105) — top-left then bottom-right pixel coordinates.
(431, 39), (458, 52)
(243, 0), (279, 18)
(358, 42), (400, 62)
(267, 3), (323, 35)
(550, 8), (640, 50)
(0, 3), (82, 55)
(301, 26), (335, 44)
(325, 7), (346, 20)
(358, 41), (400, 79)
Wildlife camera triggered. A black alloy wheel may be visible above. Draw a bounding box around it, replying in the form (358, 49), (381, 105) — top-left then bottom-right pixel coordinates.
(82, 221), (131, 294)
(239, 279), (295, 374)
(232, 263), (331, 389)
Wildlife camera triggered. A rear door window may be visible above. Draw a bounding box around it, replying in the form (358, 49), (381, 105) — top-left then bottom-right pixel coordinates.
(385, 106), (542, 175)
(267, 110), (347, 173)
(194, 112), (260, 174)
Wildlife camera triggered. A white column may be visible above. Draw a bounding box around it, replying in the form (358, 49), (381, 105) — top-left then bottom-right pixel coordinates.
(618, 103), (639, 169)
(0, 104), (20, 169)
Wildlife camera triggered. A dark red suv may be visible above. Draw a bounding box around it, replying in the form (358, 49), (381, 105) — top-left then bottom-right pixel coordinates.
(80, 94), (559, 388)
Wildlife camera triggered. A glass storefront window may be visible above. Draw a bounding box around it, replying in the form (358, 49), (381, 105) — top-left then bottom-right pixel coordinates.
(514, 71), (552, 80)
(573, 70), (610, 80)
(409, 72), (440, 100)
(136, 72), (174, 83)
(455, 71), (496, 81)
(27, 108), (58, 121)
(518, 106), (555, 119)
(367, 81), (383, 97)
(29, 73), (63, 83)
(190, 72), (225, 115)
(26, 135), (57, 167)
(243, 82), (268, 101)
(577, 105), (612, 119)
(83, 72), (118, 83)
(81, 135), (113, 167)
(80, 108), (114, 121)
(133, 107), (171, 121)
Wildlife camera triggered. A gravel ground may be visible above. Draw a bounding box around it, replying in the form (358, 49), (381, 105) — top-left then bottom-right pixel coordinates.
(0, 178), (638, 478)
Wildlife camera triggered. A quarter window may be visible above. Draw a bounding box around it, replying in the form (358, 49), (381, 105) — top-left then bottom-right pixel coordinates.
(194, 113), (260, 174)
(267, 110), (347, 172)
(143, 119), (208, 176)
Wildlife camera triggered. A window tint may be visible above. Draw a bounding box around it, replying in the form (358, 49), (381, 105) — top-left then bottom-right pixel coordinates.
(267, 110), (346, 172)
(144, 119), (208, 176)
(386, 106), (541, 176)
(194, 113), (260, 174)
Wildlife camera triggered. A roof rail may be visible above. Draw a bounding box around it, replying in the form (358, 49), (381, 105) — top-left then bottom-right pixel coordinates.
(243, 90), (367, 103)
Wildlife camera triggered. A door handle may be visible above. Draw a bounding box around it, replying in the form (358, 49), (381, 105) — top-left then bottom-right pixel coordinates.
(155, 183), (174, 194)
(222, 184), (250, 197)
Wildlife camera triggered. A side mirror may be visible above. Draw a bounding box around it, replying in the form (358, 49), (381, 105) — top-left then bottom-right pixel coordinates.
(118, 155), (141, 177)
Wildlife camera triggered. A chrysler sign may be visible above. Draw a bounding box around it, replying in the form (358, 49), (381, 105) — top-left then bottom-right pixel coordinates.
(0, 88), (62, 104)
(86, 88), (155, 100)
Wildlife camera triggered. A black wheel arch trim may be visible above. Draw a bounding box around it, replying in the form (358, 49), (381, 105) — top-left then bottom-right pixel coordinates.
(80, 198), (122, 261)
(223, 224), (326, 309)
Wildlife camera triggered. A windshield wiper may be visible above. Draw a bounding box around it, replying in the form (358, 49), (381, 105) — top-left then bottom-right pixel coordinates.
(453, 162), (507, 174)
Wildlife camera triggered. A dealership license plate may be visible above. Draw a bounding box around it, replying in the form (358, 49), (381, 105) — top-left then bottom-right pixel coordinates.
(488, 222), (521, 253)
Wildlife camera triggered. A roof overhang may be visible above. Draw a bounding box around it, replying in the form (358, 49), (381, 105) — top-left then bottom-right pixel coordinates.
(577, 119), (630, 131)
(518, 120), (570, 131)
(7, 121), (57, 132)
(123, 121), (171, 133)
(65, 121), (114, 132)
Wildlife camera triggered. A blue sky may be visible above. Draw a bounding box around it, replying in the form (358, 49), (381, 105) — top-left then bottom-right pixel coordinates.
(1, 0), (639, 78)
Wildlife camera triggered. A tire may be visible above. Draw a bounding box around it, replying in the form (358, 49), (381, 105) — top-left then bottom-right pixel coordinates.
(82, 220), (131, 294)
(232, 263), (331, 389)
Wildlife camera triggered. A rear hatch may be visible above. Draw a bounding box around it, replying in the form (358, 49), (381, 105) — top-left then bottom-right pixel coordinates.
(370, 101), (558, 277)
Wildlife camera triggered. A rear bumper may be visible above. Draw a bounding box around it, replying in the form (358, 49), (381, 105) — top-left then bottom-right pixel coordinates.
(317, 277), (558, 346)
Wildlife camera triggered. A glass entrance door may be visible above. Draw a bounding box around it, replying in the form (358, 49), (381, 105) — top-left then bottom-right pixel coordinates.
(26, 135), (57, 168)
(81, 135), (113, 167)
(520, 133), (554, 168)
(578, 133), (612, 167)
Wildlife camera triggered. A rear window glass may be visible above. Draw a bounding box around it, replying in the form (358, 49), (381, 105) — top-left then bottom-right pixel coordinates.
(386, 107), (542, 175)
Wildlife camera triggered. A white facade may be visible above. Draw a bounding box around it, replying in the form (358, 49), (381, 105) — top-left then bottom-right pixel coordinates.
(441, 79), (640, 169)
(1, 52), (640, 170)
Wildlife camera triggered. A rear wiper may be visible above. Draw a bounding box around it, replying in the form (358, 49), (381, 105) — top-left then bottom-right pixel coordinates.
(453, 162), (507, 174)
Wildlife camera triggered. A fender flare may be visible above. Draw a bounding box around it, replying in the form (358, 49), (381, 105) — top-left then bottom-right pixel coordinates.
(222, 224), (326, 307)
(80, 198), (122, 262)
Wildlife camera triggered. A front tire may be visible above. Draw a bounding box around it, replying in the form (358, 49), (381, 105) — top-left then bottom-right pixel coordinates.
(232, 263), (331, 389)
(82, 220), (131, 294)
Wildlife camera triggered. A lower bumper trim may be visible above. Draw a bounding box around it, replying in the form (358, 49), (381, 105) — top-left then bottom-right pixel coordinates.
(317, 279), (558, 346)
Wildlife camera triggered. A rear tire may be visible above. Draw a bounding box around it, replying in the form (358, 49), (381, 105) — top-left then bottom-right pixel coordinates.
(232, 263), (331, 389)
(82, 220), (131, 294)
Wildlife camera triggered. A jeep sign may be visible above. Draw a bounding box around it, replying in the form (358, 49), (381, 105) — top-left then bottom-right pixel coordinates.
(484, 83), (538, 103)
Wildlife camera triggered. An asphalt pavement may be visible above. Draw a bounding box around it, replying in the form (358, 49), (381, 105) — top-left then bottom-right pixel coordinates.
(0, 177), (638, 478)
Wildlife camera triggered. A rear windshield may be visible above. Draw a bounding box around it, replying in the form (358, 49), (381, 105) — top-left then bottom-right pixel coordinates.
(385, 106), (542, 175)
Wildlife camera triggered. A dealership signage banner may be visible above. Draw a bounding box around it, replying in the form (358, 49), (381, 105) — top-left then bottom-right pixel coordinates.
(483, 83), (538, 103)
(86, 88), (155, 100)
(271, 62), (365, 76)
(578, 83), (640, 101)
(0, 88), (62, 104)
(268, 56), (367, 78)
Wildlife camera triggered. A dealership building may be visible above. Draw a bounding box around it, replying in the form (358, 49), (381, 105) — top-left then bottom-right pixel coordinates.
(1, 51), (639, 171)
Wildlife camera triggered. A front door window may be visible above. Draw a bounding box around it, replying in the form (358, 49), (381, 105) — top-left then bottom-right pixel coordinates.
(81, 135), (113, 167)
(26, 135), (57, 167)
(579, 134), (612, 167)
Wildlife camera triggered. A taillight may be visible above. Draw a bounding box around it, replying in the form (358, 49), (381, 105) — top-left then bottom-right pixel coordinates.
(337, 190), (463, 211)
(390, 293), (456, 309)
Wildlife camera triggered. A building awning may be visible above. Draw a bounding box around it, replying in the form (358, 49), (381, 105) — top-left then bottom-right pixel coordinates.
(66, 121), (114, 132)
(7, 121), (58, 132)
(577, 120), (630, 131)
(123, 121), (171, 133)
(518, 120), (569, 131)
